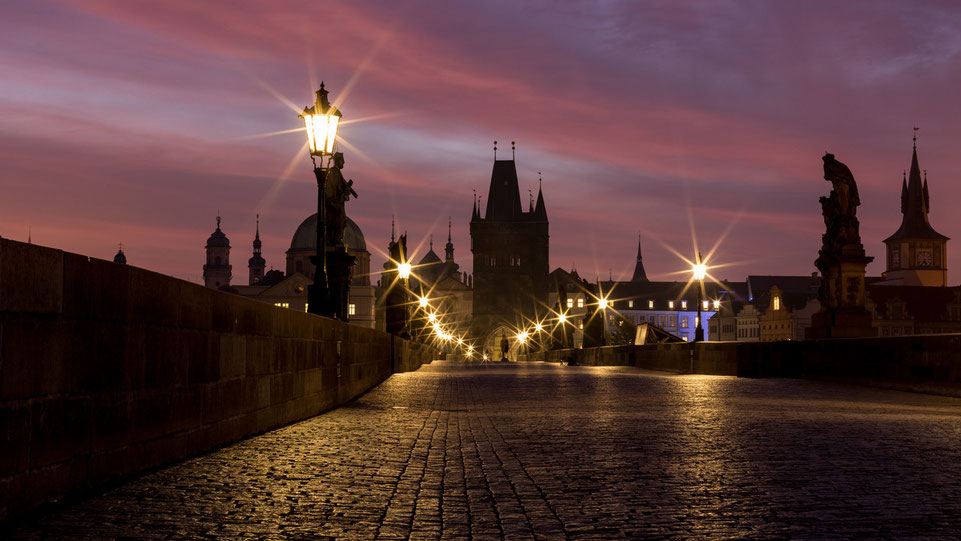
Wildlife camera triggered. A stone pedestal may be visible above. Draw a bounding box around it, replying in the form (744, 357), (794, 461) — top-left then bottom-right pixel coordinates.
(807, 248), (874, 339)
(327, 248), (356, 322)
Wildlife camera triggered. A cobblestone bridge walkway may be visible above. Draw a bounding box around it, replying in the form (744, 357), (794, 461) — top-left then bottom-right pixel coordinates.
(9, 361), (961, 539)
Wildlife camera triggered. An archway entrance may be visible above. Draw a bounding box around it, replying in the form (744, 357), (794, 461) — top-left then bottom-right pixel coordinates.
(480, 325), (523, 361)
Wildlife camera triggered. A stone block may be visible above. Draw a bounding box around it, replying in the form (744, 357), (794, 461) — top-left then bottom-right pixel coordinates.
(127, 267), (181, 327)
(61, 252), (130, 321)
(245, 336), (274, 376)
(176, 280), (214, 331)
(0, 239), (63, 314)
(29, 396), (96, 468)
(0, 401), (31, 477)
(219, 335), (245, 378)
(186, 332), (219, 384)
(144, 327), (188, 388)
(73, 319), (126, 392)
(0, 316), (73, 399)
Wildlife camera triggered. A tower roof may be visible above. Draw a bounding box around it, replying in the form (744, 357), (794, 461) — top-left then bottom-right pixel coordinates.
(884, 141), (948, 242)
(485, 160), (523, 221)
(206, 216), (230, 248)
(533, 178), (547, 221)
(631, 238), (648, 282)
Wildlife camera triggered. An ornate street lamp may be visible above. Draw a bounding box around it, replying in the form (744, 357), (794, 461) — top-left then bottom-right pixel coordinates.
(300, 82), (342, 318)
(693, 252), (706, 342)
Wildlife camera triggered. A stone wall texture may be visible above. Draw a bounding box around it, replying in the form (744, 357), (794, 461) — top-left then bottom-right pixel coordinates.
(0, 239), (435, 520)
(540, 335), (961, 397)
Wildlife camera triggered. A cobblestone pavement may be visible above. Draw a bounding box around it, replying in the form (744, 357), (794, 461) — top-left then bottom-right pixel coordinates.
(8, 361), (961, 539)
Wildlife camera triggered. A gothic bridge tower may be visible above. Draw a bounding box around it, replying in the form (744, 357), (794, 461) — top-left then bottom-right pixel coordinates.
(470, 147), (549, 344)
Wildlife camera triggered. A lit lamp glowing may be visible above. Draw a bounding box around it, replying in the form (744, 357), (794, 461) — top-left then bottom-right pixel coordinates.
(558, 313), (567, 324)
(418, 296), (429, 309)
(397, 262), (412, 280)
(692, 252), (706, 342)
(428, 313), (437, 323)
(534, 323), (543, 332)
(598, 297), (609, 310)
(301, 82), (342, 318)
(457, 337), (464, 346)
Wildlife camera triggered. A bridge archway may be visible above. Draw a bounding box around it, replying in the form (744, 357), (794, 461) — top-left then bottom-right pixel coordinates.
(479, 325), (523, 361)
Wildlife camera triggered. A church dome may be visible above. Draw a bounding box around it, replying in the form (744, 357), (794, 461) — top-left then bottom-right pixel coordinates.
(289, 214), (367, 252)
(206, 217), (230, 248)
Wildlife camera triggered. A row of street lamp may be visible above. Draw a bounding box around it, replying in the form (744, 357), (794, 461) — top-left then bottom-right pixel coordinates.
(299, 81), (713, 343)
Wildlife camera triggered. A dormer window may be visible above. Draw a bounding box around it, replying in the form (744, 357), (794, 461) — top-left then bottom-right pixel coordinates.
(773, 296), (781, 311)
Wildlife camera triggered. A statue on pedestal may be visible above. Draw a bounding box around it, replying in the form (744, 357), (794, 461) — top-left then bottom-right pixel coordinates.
(324, 152), (358, 321)
(808, 154), (874, 339)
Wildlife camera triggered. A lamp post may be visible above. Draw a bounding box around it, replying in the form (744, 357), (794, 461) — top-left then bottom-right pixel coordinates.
(300, 82), (342, 318)
(693, 252), (706, 342)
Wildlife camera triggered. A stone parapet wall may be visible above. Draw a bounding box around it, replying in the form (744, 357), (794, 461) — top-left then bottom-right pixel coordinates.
(0, 239), (435, 521)
(539, 335), (961, 396)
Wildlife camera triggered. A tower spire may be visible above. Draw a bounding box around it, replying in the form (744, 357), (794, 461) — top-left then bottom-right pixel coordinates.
(445, 216), (455, 262)
(391, 214), (396, 242)
(631, 235), (649, 282)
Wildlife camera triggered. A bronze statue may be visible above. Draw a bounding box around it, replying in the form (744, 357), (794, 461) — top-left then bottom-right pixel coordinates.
(324, 152), (358, 249)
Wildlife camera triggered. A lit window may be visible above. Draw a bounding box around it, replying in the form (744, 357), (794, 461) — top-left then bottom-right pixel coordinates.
(348, 303), (356, 315)
(703, 300), (709, 310)
(628, 300), (634, 308)
(669, 316), (676, 327)
(577, 298), (584, 308)
(274, 302), (289, 309)
(648, 300), (654, 309)
(567, 298), (573, 308)
(578, 320), (583, 329)
(713, 300), (720, 310)
(773, 296), (781, 311)
(681, 300), (687, 309)
(669, 301), (674, 309)
(681, 317), (689, 328)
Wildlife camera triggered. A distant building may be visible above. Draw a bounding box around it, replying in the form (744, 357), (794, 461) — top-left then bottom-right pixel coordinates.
(208, 213), (375, 328)
(203, 216), (231, 289)
(470, 158), (549, 349)
(880, 139), (949, 286)
(709, 275), (820, 342)
(112, 244), (127, 265)
(758, 286), (819, 342)
(866, 285), (961, 336)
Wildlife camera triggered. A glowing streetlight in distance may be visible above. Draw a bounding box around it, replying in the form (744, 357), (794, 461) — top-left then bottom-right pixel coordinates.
(693, 261), (707, 281)
(467, 345), (474, 352)
(534, 323), (543, 332)
(516, 332), (526, 343)
(598, 297), (609, 310)
(428, 313), (436, 323)
(397, 262), (412, 279)
(457, 337), (463, 345)
(558, 313), (567, 323)
(418, 296), (429, 308)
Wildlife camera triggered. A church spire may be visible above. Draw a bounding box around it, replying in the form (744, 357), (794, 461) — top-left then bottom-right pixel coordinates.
(883, 133), (948, 244)
(631, 236), (649, 282)
(533, 172), (547, 220)
(252, 214), (262, 255)
(445, 217), (454, 262)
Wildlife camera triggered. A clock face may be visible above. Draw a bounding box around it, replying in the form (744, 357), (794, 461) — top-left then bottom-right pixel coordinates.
(916, 250), (933, 267)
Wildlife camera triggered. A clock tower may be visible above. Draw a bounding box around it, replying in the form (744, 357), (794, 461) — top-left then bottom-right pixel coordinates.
(882, 137), (949, 286)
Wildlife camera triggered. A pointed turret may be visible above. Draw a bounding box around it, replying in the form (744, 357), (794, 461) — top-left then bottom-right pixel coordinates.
(884, 138), (947, 242)
(248, 214), (266, 285)
(533, 181), (547, 221)
(471, 190), (480, 221)
(631, 237), (649, 282)
(445, 217), (454, 262)
(900, 171), (908, 214)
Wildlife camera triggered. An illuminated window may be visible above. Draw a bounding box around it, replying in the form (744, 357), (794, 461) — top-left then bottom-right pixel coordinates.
(681, 317), (689, 328)
(668, 300), (674, 309)
(348, 303), (356, 315)
(274, 302), (289, 309)
(628, 300), (633, 308)
(703, 300), (709, 310)
(773, 296), (781, 311)
(669, 316), (677, 327)
(577, 298), (584, 308)
(567, 298), (573, 308)
(648, 300), (654, 309)
(578, 321), (583, 329)
(681, 300), (687, 309)
(713, 300), (720, 310)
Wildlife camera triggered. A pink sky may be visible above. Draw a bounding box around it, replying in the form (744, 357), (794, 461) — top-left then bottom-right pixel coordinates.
(2, 1), (961, 285)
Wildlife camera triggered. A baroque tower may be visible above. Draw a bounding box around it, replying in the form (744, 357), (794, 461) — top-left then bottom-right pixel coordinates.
(882, 137), (949, 286)
(203, 216), (232, 289)
(470, 149), (549, 344)
(248, 214), (266, 285)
